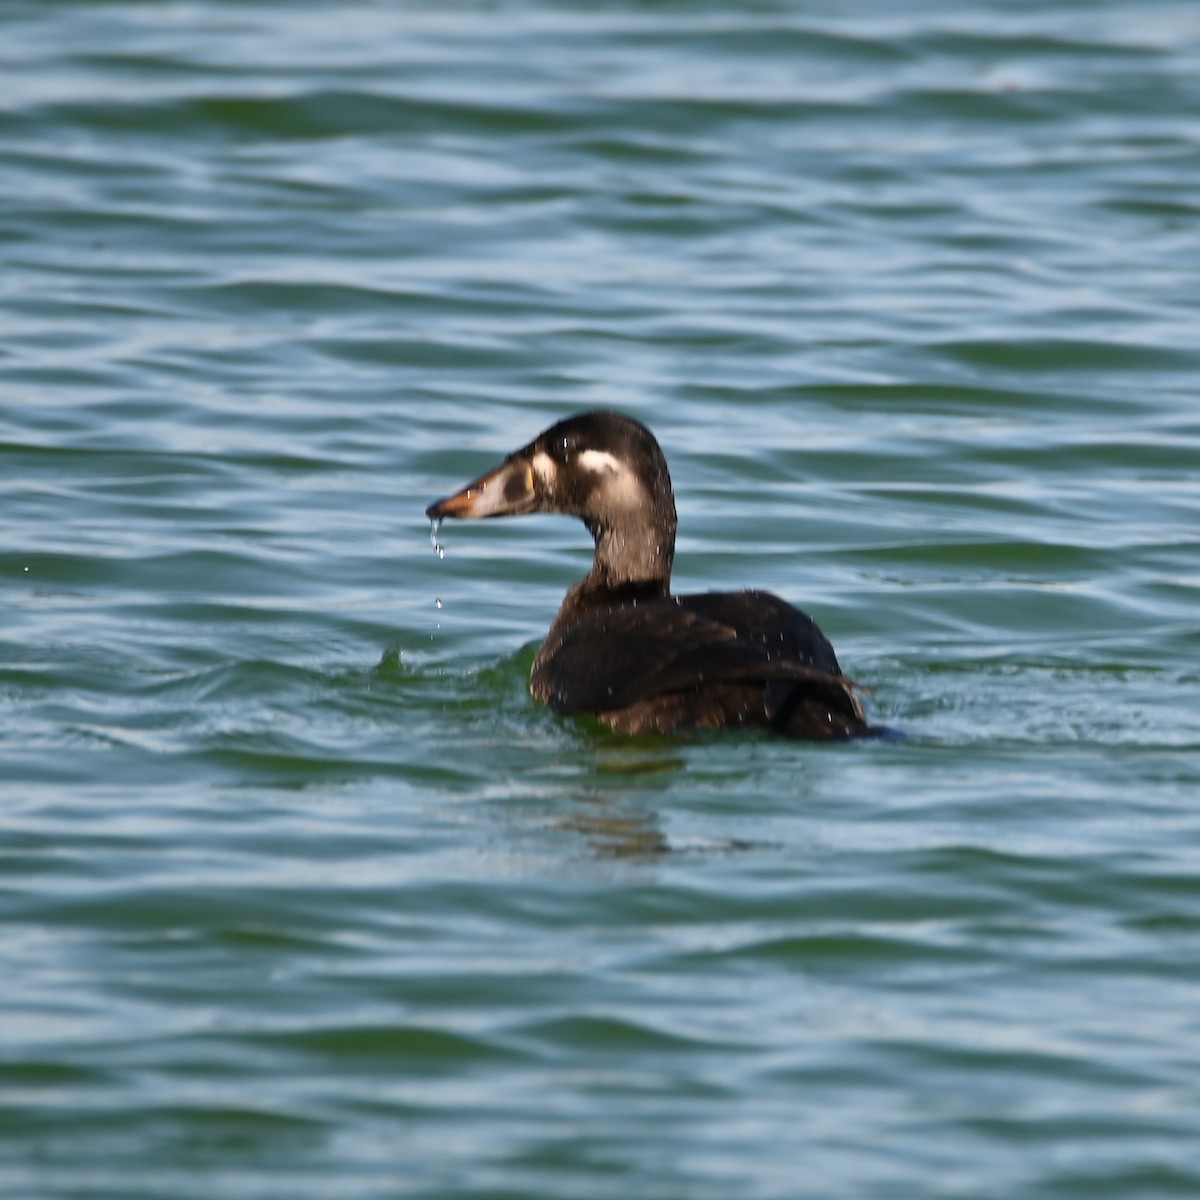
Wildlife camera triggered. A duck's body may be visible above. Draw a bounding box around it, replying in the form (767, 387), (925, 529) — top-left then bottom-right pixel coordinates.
(427, 411), (871, 740)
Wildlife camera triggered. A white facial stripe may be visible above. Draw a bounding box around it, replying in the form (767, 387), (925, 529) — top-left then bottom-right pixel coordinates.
(577, 447), (643, 507)
(577, 449), (622, 475)
(530, 451), (557, 485)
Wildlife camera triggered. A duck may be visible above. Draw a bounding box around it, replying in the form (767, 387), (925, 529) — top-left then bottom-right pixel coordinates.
(426, 410), (872, 740)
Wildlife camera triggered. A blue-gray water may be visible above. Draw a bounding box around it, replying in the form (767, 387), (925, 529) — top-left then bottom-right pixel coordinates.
(3, 3), (1200, 1197)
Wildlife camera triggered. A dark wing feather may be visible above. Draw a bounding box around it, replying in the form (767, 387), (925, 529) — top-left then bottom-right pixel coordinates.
(673, 590), (842, 673)
(531, 601), (725, 713)
(530, 592), (860, 727)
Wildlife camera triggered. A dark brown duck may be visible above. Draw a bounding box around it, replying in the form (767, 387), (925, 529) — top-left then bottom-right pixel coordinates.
(426, 411), (872, 740)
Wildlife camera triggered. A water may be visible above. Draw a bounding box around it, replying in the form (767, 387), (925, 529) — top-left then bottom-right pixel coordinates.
(3, 2), (1200, 1197)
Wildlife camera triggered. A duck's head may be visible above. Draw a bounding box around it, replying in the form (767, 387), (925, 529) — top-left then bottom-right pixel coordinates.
(426, 410), (677, 587)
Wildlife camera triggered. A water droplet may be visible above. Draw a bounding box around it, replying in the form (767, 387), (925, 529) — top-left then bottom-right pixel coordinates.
(429, 517), (445, 559)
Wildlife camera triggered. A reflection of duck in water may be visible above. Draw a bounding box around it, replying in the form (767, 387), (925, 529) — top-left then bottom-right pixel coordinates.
(427, 411), (873, 740)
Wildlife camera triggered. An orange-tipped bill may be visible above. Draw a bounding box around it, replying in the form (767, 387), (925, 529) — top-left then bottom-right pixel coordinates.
(426, 456), (537, 521)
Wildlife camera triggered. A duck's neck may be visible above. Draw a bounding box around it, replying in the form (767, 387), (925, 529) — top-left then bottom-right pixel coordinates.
(534, 517), (673, 681)
(584, 516), (675, 594)
(546, 513), (676, 639)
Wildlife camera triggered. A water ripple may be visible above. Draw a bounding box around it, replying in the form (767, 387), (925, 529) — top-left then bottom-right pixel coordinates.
(4, 2), (1200, 1198)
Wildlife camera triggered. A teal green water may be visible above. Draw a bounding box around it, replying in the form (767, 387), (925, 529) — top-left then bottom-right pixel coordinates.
(4, 2), (1200, 1197)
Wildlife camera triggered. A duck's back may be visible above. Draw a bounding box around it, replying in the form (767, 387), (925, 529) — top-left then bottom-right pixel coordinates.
(530, 589), (870, 740)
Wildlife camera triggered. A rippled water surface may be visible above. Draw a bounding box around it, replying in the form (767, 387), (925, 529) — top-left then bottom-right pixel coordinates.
(4, 2), (1200, 1197)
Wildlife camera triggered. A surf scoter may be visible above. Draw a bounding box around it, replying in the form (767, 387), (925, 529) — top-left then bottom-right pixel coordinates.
(426, 411), (871, 740)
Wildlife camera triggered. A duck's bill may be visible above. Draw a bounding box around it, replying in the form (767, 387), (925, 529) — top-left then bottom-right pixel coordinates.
(425, 456), (537, 520)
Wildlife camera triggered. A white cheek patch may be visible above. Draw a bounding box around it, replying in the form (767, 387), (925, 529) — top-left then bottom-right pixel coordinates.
(578, 448), (642, 506)
(577, 449), (622, 475)
(530, 451), (558, 486)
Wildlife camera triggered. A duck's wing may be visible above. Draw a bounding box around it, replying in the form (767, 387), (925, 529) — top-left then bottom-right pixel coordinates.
(672, 590), (843, 673)
(530, 593), (863, 729)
